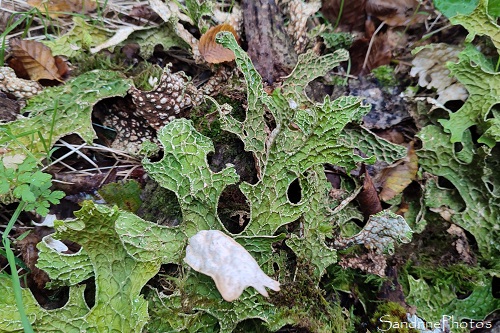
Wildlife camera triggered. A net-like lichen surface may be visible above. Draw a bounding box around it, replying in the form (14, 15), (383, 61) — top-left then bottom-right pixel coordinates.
(0, 33), (408, 333)
(409, 0), (500, 326)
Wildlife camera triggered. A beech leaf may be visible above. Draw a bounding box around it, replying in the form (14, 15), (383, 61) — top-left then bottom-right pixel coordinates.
(9, 39), (63, 82)
(199, 24), (238, 64)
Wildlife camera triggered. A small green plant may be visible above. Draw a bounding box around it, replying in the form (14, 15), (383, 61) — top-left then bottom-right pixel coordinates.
(0, 156), (65, 216)
(0, 8), (54, 66)
(0, 157), (65, 333)
(372, 65), (397, 87)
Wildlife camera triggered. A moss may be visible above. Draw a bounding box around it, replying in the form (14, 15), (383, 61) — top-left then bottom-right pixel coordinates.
(371, 302), (418, 333)
(132, 64), (164, 90)
(71, 51), (132, 76)
(321, 32), (354, 50)
(371, 65), (397, 87)
(271, 260), (353, 333)
(191, 95), (246, 143)
(137, 180), (182, 226)
(401, 262), (484, 297)
(71, 50), (162, 85)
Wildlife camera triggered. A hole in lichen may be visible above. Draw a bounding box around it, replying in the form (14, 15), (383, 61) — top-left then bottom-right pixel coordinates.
(325, 171), (341, 189)
(233, 318), (268, 332)
(287, 178), (302, 204)
(273, 262), (279, 272)
(137, 180), (182, 227)
(469, 125), (481, 143)
(207, 132), (258, 184)
(460, 227), (479, 255)
(142, 264), (182, 296)
(453, 142), (463, 154)
(485, 103), (499, 120)
(229, 101), (246, 122)
(485, 181), (495, 194)
(437, 176), (455, 190)
(84, 278), (96, 308)
(29, 284), (69, 310)
(492, 276), (500, 298)
(443, 100), (464, 112)
(217, 185), (250, 234)
(483, 146), (500, 196)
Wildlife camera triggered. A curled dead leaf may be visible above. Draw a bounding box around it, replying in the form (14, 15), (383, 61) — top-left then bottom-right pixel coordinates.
(199, 24), (239, 64)
(379, 142), (418, 202)
(446, 224), (475, 265)
(9, 39), (64, 82)
(356, 167), (383, 219)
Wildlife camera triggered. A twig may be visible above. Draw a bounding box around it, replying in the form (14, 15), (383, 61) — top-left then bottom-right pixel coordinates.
(362, 21), (385, 73)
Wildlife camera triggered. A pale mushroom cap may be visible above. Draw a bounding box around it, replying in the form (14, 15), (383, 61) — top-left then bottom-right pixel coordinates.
(184, 230), (280, 302)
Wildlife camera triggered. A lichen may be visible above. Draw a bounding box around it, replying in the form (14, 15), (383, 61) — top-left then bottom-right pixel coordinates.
(0, 202), (161, 332)
(132, 32), (408, 331)
(0, 70), (132, 204)
(0, 32), (409, 332)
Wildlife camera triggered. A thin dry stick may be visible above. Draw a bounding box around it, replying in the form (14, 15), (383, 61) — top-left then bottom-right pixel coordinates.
(41, 142), (87, 171)
(120, 164), (141, 180)
(60, 165), (139, 174)
(426, 12), (442, 32)
(43, 140), (101, 172)
(362, 21), (385, 72)
(422, 23), (452, 40)
(99, 160), (120, 187)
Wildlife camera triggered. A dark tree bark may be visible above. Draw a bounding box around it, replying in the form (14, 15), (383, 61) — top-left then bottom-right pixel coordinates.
(242, 0), (297, 84)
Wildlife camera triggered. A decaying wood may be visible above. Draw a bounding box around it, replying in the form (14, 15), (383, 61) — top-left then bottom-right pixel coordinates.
(242, 0), (297, 84)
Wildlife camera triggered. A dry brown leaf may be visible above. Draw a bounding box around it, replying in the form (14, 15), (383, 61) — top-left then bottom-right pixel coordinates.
(446, 224), (475, 265)
(376, 129), (405, 144)
(9, 39), (64, 82)
(356, 167), (383, 219)
(54, 56), (70, 78)
(129, 4), (160, 21)
(27, 0), (97, 18)
(321, 0), (367, 32)
(199, 24), (239, 64)
(366, 0), (426, 26)
(17, 233), (49, 289)
(379, 142), (418, 201)
(7, 57), (30, 80)
(350, 33), (392, 75)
